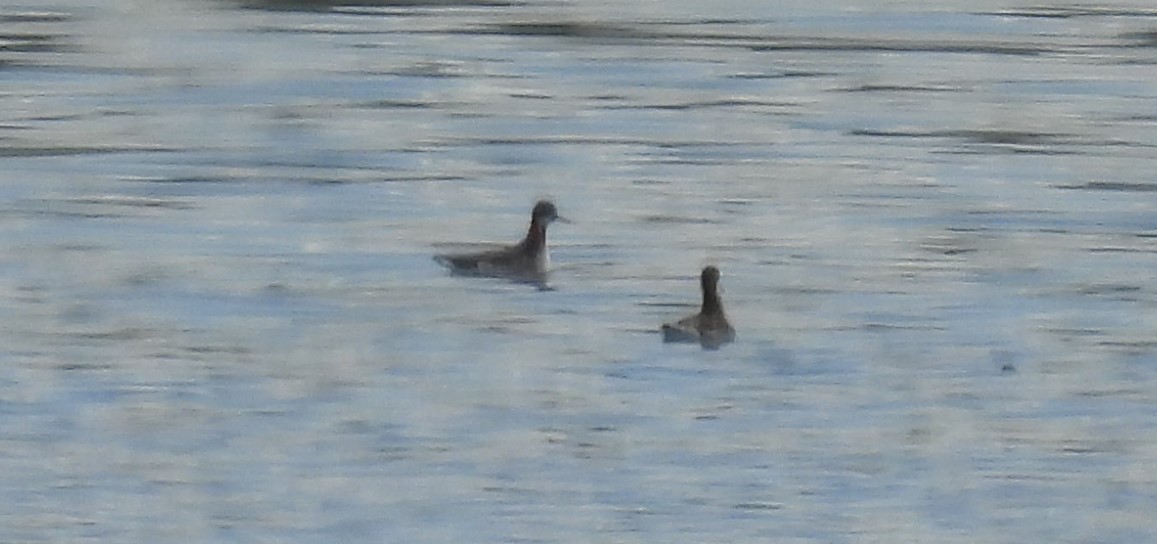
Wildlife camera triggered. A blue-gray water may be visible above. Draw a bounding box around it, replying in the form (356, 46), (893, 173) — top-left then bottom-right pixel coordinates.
(3, 1), (1157, 541)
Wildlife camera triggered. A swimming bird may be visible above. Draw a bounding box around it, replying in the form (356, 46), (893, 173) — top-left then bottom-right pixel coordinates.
(433, 200), (565, 283)
(662, 266), (735, 349)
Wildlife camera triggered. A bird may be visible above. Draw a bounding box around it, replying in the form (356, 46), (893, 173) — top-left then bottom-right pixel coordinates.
(433, 200), (566, 284)
(662, 266), (735, 349)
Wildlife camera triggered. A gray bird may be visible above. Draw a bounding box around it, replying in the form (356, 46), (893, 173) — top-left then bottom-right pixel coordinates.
(662, 266), (735, 349)
(434, 200), (566, 284)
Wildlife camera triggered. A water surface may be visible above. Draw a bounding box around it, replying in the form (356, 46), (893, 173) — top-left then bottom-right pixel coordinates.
(2, 0), (1157, 542)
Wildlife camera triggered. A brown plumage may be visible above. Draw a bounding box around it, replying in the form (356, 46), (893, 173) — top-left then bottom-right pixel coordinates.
(662, 266), (735, 349)
(434, 200), (564, 283)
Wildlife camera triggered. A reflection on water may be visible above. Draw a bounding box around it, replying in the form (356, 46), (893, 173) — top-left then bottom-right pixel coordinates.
(2, 0), (1157, 541)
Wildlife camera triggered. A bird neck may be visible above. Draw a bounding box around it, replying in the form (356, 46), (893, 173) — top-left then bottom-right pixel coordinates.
(521, 220), (547, 256)
(701, 282), (723, 316)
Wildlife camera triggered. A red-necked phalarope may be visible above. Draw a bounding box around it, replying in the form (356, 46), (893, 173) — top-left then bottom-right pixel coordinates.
(434, 200), (566, 283)
(662, 266), (735, 349)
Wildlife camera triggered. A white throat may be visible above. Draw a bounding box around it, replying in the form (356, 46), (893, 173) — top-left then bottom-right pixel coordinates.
(536, 246), (551, 272)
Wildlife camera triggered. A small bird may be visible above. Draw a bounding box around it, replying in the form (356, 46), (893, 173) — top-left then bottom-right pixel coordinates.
(662, 266), (735, 349)
(434, 200), (566, 284)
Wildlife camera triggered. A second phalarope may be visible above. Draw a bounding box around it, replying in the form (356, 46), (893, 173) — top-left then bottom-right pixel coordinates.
(434, 200), (566, 283)
(662, 266), (735, 349)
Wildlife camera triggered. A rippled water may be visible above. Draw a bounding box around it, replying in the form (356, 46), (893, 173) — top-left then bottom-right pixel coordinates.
(3, 0), (1157, 541)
